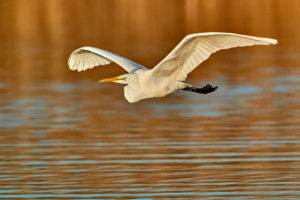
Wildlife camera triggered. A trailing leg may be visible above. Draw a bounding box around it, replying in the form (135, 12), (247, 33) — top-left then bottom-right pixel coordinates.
(183, 84), (218, 94)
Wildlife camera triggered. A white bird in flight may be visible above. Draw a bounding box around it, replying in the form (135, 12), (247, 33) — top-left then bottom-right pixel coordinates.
(68, 32), (277, 103)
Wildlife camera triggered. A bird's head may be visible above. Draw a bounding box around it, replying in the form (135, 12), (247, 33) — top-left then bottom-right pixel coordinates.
(99, 74), (132, 85)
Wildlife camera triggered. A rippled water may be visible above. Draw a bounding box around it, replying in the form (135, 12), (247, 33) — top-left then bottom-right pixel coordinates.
(1, 0), (300, 198)
(1, 60), (300, 199)
(0, 0), (300, 200)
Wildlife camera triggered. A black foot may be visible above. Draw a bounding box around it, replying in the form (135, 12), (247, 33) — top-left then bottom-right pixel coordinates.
(197, 84), (218, 94)
(183, 84), (218, 94)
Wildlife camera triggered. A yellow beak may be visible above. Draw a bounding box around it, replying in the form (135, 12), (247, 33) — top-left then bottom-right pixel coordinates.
(98, 77), (121, 83)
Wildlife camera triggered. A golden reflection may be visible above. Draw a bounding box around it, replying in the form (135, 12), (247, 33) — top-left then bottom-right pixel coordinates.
(0, 0), (300, 198)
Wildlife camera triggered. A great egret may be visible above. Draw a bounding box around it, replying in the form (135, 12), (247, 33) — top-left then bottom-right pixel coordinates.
(68, 32), (277, 103)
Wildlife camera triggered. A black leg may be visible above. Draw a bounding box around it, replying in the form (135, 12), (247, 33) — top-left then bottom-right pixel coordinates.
(183, 84), (218, 94)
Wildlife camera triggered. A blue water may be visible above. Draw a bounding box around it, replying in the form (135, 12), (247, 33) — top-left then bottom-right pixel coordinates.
(0, 72), (300, 199)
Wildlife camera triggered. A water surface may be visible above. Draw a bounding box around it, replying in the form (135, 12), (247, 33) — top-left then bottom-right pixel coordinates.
(1, 60), (300, 199)
(1, 1), (300, 198)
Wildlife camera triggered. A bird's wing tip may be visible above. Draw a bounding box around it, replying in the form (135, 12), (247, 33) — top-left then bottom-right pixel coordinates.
(271, 39), (278, 45)
(265, 38), (278, 45)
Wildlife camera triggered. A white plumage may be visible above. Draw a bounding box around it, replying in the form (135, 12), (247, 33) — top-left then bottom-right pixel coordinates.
(68, 32), (277, 103)
(68, 46), (146, 73)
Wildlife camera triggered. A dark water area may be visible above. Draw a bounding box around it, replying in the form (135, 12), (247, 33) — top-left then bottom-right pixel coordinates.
(1, 0), (300, 199)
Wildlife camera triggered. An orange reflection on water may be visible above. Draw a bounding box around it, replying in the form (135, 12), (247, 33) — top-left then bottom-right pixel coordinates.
(0, 0), (300, 199)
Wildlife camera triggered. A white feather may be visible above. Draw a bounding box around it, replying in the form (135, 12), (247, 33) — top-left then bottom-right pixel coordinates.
(68, 32), (277, 103)
(68, 46), (146, 73)
(152, 32), (277, 81)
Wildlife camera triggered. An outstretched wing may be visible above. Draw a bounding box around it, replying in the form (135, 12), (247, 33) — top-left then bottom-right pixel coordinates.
(152, 32), (277, 81)
(68, 46), (147, 73)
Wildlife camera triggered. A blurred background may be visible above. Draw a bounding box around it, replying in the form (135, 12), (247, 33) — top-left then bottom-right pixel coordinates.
(0, 0), (300, 199)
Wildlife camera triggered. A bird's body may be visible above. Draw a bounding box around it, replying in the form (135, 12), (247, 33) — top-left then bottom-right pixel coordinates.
(123, 69), (187, 102)
(68, 32), (277, 103)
